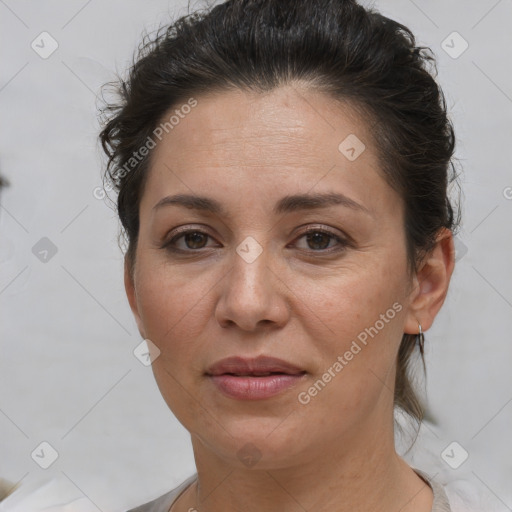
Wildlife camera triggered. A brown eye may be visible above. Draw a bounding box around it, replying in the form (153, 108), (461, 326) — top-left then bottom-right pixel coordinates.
(182, 231), (209, 249)
(305, 231), (332, 250)
(293, 228), (349, 253)
(164, 229), (217, 253)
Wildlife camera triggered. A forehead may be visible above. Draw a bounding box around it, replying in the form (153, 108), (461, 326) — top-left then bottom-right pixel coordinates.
(141, 85), (400, 220)
(154, 85), (371, 166)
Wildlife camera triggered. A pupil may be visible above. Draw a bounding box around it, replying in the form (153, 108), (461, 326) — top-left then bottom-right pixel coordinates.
(186, 232), (206, 249)
(307, 232), (329, 250)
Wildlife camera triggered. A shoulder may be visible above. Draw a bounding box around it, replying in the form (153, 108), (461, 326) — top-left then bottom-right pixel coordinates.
(413, 467), (494, 512)
(125, 474), (197, 512)
(413, 467), (453, 512)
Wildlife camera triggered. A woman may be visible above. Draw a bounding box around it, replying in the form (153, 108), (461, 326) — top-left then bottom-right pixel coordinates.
(99, 0), (461, 510)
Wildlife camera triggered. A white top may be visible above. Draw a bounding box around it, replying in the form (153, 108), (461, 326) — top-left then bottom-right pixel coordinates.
(125, 468), (452, 512)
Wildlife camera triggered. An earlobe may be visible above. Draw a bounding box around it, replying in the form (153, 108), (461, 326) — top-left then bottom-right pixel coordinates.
(124, 258), (146, 339)
(403, 228), (456, 335)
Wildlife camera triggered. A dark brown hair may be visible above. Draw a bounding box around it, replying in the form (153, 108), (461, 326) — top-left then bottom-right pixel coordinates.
(99, 0), (462, 429)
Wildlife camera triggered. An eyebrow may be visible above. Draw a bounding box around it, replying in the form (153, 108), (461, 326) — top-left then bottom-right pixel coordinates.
(152, 192), (373, 217)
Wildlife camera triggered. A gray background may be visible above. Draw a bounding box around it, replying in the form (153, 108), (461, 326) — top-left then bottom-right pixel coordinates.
(1, 0), (511, 510)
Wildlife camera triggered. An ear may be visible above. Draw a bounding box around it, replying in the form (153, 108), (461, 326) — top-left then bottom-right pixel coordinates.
(403, 227), (456, 335)
(124, 256), (146, 339)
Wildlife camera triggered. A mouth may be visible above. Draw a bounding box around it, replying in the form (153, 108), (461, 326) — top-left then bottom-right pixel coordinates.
(217, 371), (306, 377)
(206, 356), (307, 400)
(206, 355), (306, 377)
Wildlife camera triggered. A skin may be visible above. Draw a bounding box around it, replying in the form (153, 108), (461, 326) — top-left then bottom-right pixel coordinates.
(125, 84), (455, 512)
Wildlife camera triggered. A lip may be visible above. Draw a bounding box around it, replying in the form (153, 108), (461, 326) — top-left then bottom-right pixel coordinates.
(206, 355), (307, 400)
(206, 355), (306, 376)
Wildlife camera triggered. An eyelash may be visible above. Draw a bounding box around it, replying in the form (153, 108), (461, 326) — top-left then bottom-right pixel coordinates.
(162, 226), (350, 255)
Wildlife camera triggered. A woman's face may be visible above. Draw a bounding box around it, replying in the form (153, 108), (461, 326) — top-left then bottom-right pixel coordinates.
(126, 85), (424, 468)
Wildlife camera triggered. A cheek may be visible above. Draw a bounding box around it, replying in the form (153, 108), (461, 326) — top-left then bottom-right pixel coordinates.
(294, 274), (405, 425)
(135, 267), (213, 424)
(304, 262), (404, 343)
(294, 260), (407, 410)
(135, 263), (212, 353)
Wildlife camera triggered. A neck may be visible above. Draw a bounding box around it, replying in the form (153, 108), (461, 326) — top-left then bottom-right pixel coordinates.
(180, 417), (433, 512)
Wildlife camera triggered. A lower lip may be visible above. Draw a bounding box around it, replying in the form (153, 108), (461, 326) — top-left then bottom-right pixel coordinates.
(208, 373), (307, 400)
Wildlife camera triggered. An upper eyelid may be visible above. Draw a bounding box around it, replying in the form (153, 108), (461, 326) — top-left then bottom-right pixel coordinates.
(167, 222), (346, 237)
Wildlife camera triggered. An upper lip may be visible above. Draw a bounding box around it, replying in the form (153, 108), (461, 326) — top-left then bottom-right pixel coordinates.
(206, 355), (306, 376)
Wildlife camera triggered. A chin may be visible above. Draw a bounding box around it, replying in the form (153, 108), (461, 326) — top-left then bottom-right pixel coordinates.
(194, 418), (315, 469)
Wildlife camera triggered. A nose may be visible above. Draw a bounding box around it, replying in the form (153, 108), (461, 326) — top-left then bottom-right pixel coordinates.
(215, 241), (291, 332)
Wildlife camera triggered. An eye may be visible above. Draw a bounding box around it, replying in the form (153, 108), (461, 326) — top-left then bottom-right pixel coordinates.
(163, 229), (217, 253)
(292, 227), (349, 253)
(162, 226), (350, 255)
